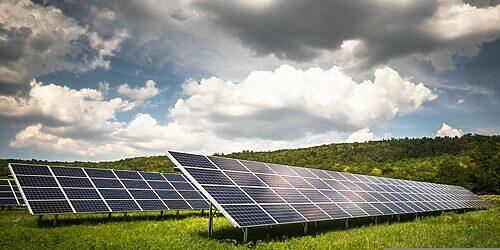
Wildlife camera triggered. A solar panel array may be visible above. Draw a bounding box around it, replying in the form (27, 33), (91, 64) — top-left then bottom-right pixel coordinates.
(0, 179), (24, 206)
(9, 163), (209, 215)
(167, 151), (489, 228)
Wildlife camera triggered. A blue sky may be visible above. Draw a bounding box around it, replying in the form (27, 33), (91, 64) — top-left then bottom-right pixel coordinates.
(0, 0), (498, 161)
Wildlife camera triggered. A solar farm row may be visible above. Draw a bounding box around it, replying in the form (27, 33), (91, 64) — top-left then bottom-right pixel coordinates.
(0, 179), (24, 206)
(9, 163), (209, 215)
(167, 151), (488, 228)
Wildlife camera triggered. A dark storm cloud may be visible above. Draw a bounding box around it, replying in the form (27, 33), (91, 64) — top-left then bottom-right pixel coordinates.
(196, 0), (437, 63)
(195, 0), (499, 70)
(0, 25), (32, 63)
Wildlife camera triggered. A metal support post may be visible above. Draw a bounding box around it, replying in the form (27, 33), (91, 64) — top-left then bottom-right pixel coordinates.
(345, 218), (349, 229)
(397, 214), (400, 222)
(303, 222), (308, 234)
(208, 203), (214, 238)
(374, 216), (378, 224)
(108, 212), (112, 220)
(37, 215), (43, 225)
(53, 214), (58, 227)
(243, 228), (248, 243)
(160, 210), (163, 216)
(176, 210), (179, 216)
(201, 209), (204, 216)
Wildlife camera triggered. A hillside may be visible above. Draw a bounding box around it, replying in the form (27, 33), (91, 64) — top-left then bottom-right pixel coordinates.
(1, 134), (498, 194)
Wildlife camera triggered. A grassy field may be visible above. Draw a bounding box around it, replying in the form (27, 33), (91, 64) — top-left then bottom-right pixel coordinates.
(0, 206), (498, 249)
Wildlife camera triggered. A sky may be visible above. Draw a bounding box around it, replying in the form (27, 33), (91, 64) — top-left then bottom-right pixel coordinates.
(0, 0), (499, 161)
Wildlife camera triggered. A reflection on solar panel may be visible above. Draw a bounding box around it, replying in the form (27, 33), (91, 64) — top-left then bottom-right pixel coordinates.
(8, 163), (208, 215)
(0, 179), (24, 206)
(167, 151), (489, 229)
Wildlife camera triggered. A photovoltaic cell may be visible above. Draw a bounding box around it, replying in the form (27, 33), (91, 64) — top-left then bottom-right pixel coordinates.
(139, 172), (165, 181)
(170, 182), (195, 191)
(255, 174), (292, 188)
(115, 170), (142, 180)
(273, 188), (310, 203)
(51, 166), (86, 177)
(292, 204), (330, 221)
(57, 177), (93, 188)
(169, 151), (216, 169)
(179, 190), (204, 200)
(11, 164), (51, 176)
(183, 168), (233, 185)
(18, 176), (58, 187)
(167, 151), (489, 228)
(338, 203), (367, 217)
(266, 163), (297, 176)
(23, 188), (66, 200)
(223, 205), (275, 227)
(107, 200), (140, 212)
(208, 156), (248, 172)
(64, 188), (101, 199)
(136, 200), (167, 210)
(85, 169), (115, 178)
(29, 200), (73, 214)
(164, 199), (191, 210)
(99, 189), (132, 199)
(242, 187), (284, 203)
(317, 203), (350, 219)
(187, 199), (209, 209)
(71, 200), (109, 213)
(239, 160), (275, 174)
(162, 174), (186, 182)
(203, 186), (253, 204)
(224, 171), (266, 187)
(282, 176), (314, 189)
(156, 190), (182, 199)
(356, 203), (383, 216)
(262, 204), (306, 223)
(298, 189), (330, 203)
(147, 181), (173, 190)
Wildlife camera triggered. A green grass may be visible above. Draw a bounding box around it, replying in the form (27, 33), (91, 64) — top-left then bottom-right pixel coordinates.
(0, 207), (498, 249)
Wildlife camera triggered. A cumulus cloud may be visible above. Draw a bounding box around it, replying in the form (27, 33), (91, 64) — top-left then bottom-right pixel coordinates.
(0, 0), (127, 94)
(3, 65), (437, 159)
(436, 123), (465, 137)
(344, 128), (377, 143)
(0, 80), (134, 138)
(117, 80), (160, 103)
(196, 0), (500, 71)
(173, 65), (437, 140)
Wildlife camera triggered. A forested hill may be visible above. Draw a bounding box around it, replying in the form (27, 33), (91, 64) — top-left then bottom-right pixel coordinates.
(1, 134), (498, 194)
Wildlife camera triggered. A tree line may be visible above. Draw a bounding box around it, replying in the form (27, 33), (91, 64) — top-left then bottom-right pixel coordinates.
(1, 134), (498, 194)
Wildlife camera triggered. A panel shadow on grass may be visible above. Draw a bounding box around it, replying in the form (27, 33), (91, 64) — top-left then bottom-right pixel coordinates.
(202, 210), (475, 244)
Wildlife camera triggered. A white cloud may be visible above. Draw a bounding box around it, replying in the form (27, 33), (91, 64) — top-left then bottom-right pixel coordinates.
(4, 65), (437, 159)
(117, 80), (160, 103)
(173, 65), (437, 140)
(344, 128), (377, 143)
(0, 0), (127, 94)
(0, 80), (134, 139)
(436, 123), (465, 137)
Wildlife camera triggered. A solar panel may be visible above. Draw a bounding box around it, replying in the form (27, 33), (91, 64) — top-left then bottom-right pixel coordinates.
(167, 151), (489, 228)
(0, 179), (23, 206)
(8, 163), (209, 215)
